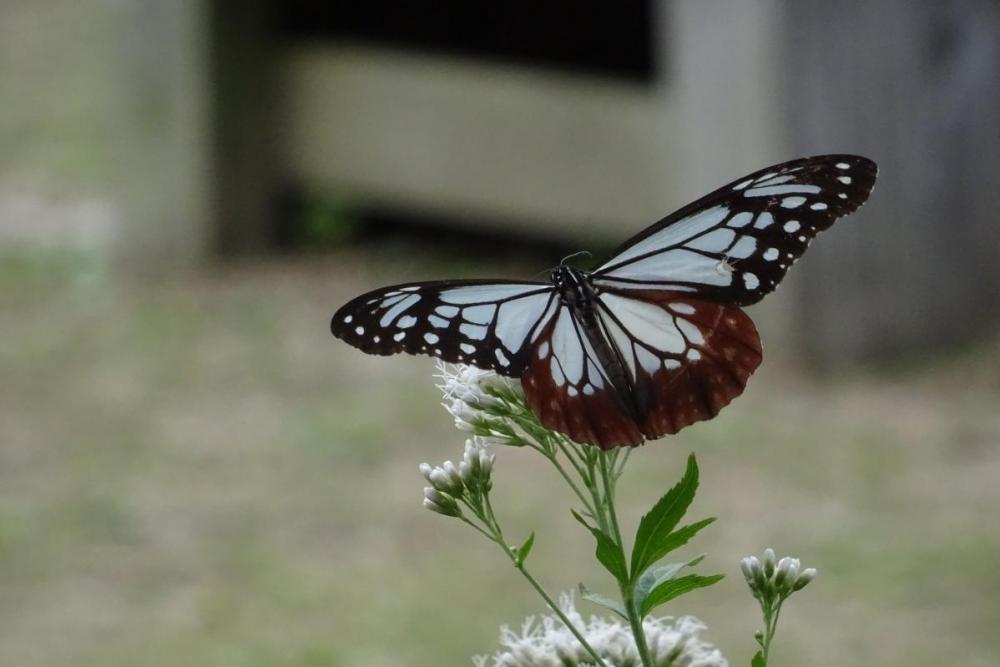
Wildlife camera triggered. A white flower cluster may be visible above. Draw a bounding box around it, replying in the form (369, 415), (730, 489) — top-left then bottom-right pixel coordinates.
(740, 548), (816, 600)
(420, 438), (496, 517)
(436, 361), (523, 446)
(474, 593), (727, 667)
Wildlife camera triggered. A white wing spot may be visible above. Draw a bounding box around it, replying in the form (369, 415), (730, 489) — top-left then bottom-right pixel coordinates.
(344, 315), (353, 323)
(397, 315), (418, 329)
(355, 326), (364, 335)
(393, 331), (406, 342)
(550, 357), (565, 386)
(665, 359), (681, 370)
(428, 315), (450, 328)
(744, 184), (821, 197)
(743, 272), (760, 290)
(676, 318), (705, 345)
(838, 175), (852, 184)
(379, 294), (420, 327)
(715, 259), (733, 276)
(763, 248), (779, 261)
(729, 236), (756, 259)
(670, 303), (695, 315)
(836, 162), (850, 169)
(537, 341), (549, 359)
(460, 343), (475, 355)
(583, 384), (595, 396)
(435, 305), (459, 317)
(400, 286), (420, 292)
(728, 211), (753, 228)
(781, 197), (806, 209)
(754, 212), (775, 229)
(459, 323), (488, 340)
(687, 349), (702, 361)
(798, 235), (807, 242)
(636, 346), (660, 374)
(687, 228), (735, 253)
(810, 202), (828, 211)
(733, 178), (753, 190)
(424, 332), (440, 344)
(783, 220), (801, 233)
(373, 335), (380, 343)
(567, 386), (579, 397)
(463, 305), (496, 325)
(495, 349), (510, 367)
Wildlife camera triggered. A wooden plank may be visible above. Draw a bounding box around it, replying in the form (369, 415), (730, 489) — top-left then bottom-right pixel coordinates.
(281, 43), (681, 246)
(786, 0), (1000, 363)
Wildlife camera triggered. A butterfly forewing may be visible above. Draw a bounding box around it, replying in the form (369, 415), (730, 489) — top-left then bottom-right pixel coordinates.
(595, 289), (763, 439)
(331, 281), (555, 376)
(594, 155), (877, 306)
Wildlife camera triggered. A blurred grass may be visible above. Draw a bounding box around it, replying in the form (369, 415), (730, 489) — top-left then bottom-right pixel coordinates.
(0, 247), (998, 666)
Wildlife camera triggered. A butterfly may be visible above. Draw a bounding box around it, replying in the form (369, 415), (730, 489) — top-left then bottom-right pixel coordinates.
(331, 155), (877, 449)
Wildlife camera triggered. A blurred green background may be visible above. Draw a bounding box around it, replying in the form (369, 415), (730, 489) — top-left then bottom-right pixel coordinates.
(2, 2), (999, 666)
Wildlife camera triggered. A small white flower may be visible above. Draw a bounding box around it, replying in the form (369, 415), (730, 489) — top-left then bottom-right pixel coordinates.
(740, 549), (816, 599)
(474, 593), (727, 667)
(436, 361), (505, 408)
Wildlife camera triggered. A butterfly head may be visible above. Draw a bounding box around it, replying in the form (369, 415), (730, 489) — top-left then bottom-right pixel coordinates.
(550, 265), (593, 308)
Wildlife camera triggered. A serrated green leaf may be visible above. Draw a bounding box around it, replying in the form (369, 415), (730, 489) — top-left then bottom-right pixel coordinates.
(515, 531), (535, 566)
(751, 650), (766, 667)
(638, 573), (724, 617)
(630, 454), (699, 579)
(633, 554), (706, 612)
(578, 583), (628, 620)
(632, 517), (715, 582)
(572, 510), (628, 583)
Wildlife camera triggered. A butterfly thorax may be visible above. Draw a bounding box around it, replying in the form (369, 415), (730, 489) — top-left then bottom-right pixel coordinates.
(551, 266), (640, 420)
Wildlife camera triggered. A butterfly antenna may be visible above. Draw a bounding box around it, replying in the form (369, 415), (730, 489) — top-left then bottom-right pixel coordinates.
(559, 250), (592, 267)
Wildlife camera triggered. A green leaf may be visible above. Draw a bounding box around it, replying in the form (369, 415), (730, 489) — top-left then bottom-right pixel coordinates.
(633, 517), (716, 580)
(515, 532), (535, 566)
(578, 583), (628, 620)
(638, 573), (724, 617)
(571, 510), (628, 583)
(633, 555), (705, 613)
(751, 650), (766, 667)
(630, 454), (699, 579)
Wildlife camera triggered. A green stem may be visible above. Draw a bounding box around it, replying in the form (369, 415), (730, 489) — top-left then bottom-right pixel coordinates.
(762, 599), (783, 663)
(598, 451), (655, 667)
(481, 495), (609, 667)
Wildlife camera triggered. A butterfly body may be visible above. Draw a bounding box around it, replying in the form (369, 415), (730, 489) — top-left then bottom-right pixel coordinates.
(551, 264), (641, 423)
(332, 155), (877, 449)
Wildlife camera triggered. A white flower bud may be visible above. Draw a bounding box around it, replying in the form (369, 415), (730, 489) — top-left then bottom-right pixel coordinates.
(458, 459), (474, 485)
(441, 460), (464, 492)
(740, 556), (759, 586)
(774, 557), (800, 591)
(792, 567), (817, 591)
(479, 449), (494, 476)
(422, 487), (461, 517)
(763, 548), (776, 578)
(418, 462), (434, 483)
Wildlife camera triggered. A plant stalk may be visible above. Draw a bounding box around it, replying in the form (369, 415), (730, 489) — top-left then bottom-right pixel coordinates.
(598, 450), (655, 667)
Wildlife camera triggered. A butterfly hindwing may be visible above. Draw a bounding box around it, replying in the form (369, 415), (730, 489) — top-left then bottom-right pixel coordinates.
(331, 281), (555, 376)
(594, 155), (877, 306)
(595, 288), (762, 439)
(521, 305), (644, 448)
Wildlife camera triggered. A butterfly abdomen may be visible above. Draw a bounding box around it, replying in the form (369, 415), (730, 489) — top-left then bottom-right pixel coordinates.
(552, 266), (640, 422)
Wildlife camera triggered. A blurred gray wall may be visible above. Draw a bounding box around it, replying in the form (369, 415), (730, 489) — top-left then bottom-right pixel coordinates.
(2, 0), (998, 362)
